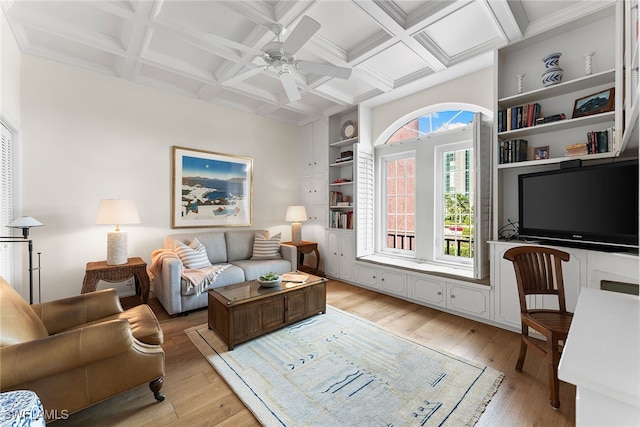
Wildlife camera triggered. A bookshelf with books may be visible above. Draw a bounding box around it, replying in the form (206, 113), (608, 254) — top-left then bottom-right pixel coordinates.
(328, 108), (358, 231)
(493, 3), (632, 241)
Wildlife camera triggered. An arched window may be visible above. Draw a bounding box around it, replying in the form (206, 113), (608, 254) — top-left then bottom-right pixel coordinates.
(368, 106), (491, 279)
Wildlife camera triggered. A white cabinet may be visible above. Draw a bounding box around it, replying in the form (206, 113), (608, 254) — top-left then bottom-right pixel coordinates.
(410, 276), (446, 308)
(355, 266), (406, 296)
(409, 275), (491, 320)
(302, 177), (325, 205)
(491, 241), (638, 331)
(301, 121), (328, 178)
(325, 229), (354, 281)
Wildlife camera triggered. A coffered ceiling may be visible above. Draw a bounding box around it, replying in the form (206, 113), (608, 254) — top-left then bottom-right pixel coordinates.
(1, 0), (612, 125)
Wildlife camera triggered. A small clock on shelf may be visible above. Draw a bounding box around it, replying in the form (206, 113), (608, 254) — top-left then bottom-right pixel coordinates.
(340, 120), (358, 140)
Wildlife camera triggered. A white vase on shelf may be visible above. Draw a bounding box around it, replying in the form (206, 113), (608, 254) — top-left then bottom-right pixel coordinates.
(583, 52), (595, 75)
(516, 74), (525, 94)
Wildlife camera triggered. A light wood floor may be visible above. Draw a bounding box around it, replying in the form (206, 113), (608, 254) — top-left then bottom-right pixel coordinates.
(52, 280), (575, 426)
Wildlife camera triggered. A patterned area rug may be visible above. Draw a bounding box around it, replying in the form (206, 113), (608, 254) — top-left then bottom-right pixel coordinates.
(186, 306), (503, 426)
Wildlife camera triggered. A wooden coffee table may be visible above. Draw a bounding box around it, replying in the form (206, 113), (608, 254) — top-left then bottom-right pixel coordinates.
(207, 272), (327, 350)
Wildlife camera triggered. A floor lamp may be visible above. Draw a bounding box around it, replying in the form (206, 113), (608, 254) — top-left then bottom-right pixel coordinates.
(1, 216), (43, 304)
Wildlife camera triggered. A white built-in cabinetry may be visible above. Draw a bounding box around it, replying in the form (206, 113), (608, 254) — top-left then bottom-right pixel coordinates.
(493, 3), (633, 236)
(300, 121), (328, 270)
(325, 229), (354, 281)
(313, 0), (639, 334)
(490, 240), (638, 332)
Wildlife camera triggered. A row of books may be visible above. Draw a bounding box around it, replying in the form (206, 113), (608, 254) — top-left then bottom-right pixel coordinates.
(330, 210), (353, 229)
(498, 139), (528, 164)
(566, 127), (616, 156)
(497, 103), (541, 132)
(586, 127), (616, 154)
(330, 191), (344, 206)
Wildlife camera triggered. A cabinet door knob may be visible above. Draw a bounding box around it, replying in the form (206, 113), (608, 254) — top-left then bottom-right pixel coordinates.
(381, 278), (385, 281)
(437, 291), (442, 295)
(450, 294), (455, 299)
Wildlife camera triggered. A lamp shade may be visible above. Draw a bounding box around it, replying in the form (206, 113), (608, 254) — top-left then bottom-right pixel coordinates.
(285, 206), (308, 222)
(7, 216), (43, 228)
(96, 199), (140, 227)
(7, 216), (43, 239)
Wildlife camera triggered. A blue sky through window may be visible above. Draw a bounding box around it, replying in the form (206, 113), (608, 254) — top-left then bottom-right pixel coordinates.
(417, 110), (474, 135)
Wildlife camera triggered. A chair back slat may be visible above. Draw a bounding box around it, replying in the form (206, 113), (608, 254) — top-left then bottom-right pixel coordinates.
(503, 246), (570, 314)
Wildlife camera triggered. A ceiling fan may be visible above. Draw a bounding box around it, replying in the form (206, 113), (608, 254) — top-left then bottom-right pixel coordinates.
(258, 16), (352, 102)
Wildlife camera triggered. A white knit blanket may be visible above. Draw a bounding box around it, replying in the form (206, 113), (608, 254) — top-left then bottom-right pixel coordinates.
(148, 249), (231, 296)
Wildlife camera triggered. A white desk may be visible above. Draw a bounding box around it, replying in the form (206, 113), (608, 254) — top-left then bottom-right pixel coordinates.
(558, 287), (640, 426)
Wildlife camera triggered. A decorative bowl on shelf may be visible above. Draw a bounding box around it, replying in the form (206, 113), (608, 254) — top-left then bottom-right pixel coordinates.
(542, 52), (562, 69)
(541, 66), (564, 87)
(257, 272), (282, 288)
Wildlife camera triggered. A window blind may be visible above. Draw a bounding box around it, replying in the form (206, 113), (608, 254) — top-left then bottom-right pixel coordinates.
(356, 144), (374, 257)
(1, 122), (14, 282)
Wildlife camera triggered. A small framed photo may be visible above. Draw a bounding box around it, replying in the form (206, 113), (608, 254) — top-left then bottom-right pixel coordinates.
(534, 145), (550, 160)
(572, 88), (615, 119)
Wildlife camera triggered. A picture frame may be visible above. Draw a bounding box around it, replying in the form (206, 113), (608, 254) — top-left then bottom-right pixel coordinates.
(172, 146), (253, 228)
(572, 87), (615, 119)
(534, 145), (550, 160)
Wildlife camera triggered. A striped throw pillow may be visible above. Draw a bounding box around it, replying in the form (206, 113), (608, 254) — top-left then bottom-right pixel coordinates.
(251, 233), (282, 260)
(174, 238), (212, 269)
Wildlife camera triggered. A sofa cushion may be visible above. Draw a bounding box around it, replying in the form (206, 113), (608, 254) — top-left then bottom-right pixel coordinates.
(174, 238), (212, 269)
(251, 232), (282, 260)
(225, 230), (268, 262)
(230, 259), (292, 281)
(181, 264), (246, 296)
(0, 277), (49, 347)
(166, 231), (227, 264)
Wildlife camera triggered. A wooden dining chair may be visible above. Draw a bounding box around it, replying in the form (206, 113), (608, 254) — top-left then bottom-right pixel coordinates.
(503, 246), (574, 409)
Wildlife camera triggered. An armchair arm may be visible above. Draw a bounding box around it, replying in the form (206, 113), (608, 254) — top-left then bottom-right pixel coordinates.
(279, 243), (297, 270)
(0, 319), (134, 389)
(31, 288), (123, 334)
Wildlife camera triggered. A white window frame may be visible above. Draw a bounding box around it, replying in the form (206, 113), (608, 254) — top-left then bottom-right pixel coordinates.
(380, 150), (416, 257)
(434, 139), (474, 266)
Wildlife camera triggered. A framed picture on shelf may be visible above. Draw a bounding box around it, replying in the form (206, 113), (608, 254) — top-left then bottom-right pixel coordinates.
(572, 87), (615, 118)
(534, 145), (550, 160)
(172, 146), (253, 228)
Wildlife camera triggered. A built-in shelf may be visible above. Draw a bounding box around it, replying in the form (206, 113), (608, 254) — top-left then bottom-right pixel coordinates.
(330, 160), (353, 167)
(497, 151), (618, 170)
(498, 69), (615, 107)
(498, 111), (615, 139)
(329, 182), (353, 186)
(329, 137), (358, 148)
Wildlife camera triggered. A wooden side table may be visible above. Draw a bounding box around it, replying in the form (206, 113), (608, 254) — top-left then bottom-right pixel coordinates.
(282, 241), (320, 273)
(82, 257), (150, 303)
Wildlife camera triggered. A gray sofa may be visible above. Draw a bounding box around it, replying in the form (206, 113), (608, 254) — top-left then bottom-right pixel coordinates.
(151, 229), (295, 315)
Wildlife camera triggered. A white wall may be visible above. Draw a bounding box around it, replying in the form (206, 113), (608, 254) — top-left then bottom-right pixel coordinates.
(370, 67), (493, 144)
(0, 8), (21, 121)
(20, 56), (301, 300)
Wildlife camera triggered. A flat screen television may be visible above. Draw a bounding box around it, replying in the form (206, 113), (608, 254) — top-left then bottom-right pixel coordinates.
(518, 159), (639, 251)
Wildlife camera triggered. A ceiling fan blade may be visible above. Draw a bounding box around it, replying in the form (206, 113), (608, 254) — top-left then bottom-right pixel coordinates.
(295, 60), (352, 79)
(279, 70), (301, 102)
(282, 16), (320, 55)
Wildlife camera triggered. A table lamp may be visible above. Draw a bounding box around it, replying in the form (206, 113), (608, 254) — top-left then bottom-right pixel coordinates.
(96, 199), (140, 265)
(285, 205), (308, 244)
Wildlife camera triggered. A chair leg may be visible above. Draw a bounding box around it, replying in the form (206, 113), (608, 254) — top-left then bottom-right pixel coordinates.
(547, 338), (561, 409)
(515, 325), (528, 372)
(149, 377), (165, 402)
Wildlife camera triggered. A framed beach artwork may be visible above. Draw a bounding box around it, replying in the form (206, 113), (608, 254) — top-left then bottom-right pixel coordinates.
(172, 146), (253, 228)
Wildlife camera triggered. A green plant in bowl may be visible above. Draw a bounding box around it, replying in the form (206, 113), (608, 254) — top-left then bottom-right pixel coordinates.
(258, 272), (281, 287)
(259, 272), (280, 281)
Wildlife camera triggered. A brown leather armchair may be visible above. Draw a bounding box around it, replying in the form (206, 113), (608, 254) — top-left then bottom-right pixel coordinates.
(0, 276), (165, 421)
